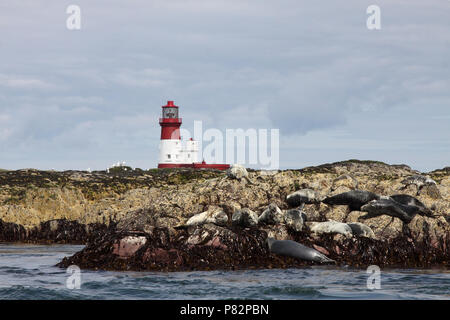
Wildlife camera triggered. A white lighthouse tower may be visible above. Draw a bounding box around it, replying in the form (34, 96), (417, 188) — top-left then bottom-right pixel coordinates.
(157, 100), (229, 170)
(158, 101), (198, 168)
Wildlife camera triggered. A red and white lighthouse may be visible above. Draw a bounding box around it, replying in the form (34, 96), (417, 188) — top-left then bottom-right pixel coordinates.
(157, 100), (229, 170)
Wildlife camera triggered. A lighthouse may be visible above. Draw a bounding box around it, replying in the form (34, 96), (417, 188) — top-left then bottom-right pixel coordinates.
(157, 100), (229, 170)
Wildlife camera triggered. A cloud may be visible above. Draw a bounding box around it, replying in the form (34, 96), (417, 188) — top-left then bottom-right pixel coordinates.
(111, 68), (173, 88)
(0, 0), (448, 171)
(0, 74), (57, 90)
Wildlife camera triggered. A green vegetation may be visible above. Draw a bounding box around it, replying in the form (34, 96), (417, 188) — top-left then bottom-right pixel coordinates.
(108, 166), (134, 174)
(298, 159), (391, 175)
(0, 167), (225, 204)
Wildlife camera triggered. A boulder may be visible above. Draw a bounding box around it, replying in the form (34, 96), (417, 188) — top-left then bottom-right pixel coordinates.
(112, 236), (147, 258)
(406, 215), (449, 243)
(418, 184), (442, 199)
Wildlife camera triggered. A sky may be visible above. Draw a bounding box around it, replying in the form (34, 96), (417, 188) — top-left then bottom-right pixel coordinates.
(0, 0), (449, 172)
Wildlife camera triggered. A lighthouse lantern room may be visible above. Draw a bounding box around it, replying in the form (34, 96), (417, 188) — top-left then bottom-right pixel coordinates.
(157, 100), (229, 170)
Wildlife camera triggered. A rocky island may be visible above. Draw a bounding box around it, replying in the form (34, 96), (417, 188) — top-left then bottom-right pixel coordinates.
(0, 160), (449, 271)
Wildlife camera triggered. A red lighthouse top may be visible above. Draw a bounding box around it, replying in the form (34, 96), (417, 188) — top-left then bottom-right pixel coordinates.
(160, 100), (182, 140)
(160, 100), (181, 121)
(163, 101), (178, 108)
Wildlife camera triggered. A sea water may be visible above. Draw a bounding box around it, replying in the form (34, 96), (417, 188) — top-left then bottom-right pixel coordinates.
(0, 244), (449, 300)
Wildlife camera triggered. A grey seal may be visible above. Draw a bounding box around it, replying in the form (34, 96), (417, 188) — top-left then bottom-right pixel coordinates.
(258, 203), (284, 225)
(183, 208), (228, 227)
(266, 238), (335, 264)
(232, 208), (258, 227)
(360, 198), (421, 224)
(309, 220), (353, 237)
(401, 175), (436, 189)
(389, 194), (433, 217)
(286, 189), (320, 207)
(283, 209), (305, 232)
(322, 190), (380, 211)
(347, 222), (376, 238)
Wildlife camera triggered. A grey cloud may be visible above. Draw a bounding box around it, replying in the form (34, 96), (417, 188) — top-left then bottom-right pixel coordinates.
(0, 0), (448, 171)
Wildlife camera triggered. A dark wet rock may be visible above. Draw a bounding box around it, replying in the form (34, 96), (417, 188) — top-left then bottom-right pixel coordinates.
(58, 226), (274, 271)
(0, 218), (110, 244)
(117, 208), (155, 233)
(0, 220), (27, 241)
(56, 223), (450, 271)
(113, 235), (147, 258)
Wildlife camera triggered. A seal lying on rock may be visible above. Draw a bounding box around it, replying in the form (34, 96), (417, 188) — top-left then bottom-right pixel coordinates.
(401, 175), (436, 189)
(322, 190), (380, 211)
(283, 209), (304, 232)
(266, 238), (335, 264)
(258, 203), (284, 225)
(227, 164), (249, 180)
(389, 194), (433, 217)
(360, 198), (421, 224)
(286, 189), (320, 207)
(309, 220), (353, 238)
(347, 222), (376, 239)
(232, 208), (258, 227)
(184, 209), (228, 227)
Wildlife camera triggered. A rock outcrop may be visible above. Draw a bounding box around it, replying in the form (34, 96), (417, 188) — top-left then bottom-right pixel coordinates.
(0, 160), (449, 270)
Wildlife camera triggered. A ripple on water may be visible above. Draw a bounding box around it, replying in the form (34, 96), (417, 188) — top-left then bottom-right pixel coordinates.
(0, 245), (449, 300)
(0, 285), (86, 300)
(260, 285), (324, 299)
